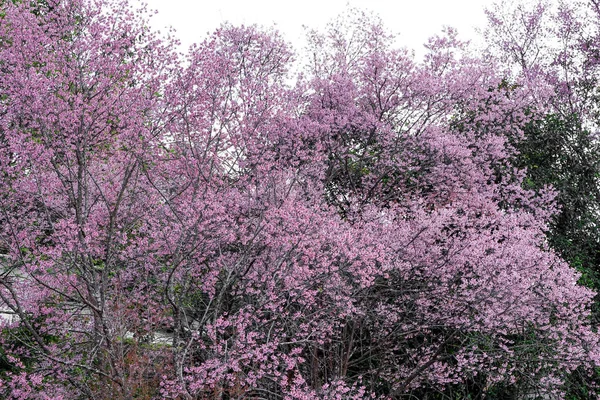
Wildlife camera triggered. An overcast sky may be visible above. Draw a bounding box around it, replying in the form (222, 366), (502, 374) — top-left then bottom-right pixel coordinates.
(143, 0), (498, 57)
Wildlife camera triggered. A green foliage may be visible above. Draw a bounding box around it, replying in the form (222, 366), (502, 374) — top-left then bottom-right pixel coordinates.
(517, 114), (600, 294)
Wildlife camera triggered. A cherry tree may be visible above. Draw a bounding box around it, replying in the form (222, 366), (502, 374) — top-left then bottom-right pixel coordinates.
(0, 1), (599, 399)
(0, 0), (177, 397)
(295, 11), (599, 397)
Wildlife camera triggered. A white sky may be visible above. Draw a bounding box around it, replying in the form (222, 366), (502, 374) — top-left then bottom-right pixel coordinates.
(143, 0), (497, 57)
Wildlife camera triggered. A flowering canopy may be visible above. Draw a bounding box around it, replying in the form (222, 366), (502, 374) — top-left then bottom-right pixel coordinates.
(0, 0), (598, 399)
